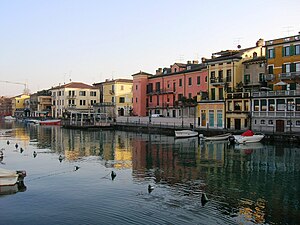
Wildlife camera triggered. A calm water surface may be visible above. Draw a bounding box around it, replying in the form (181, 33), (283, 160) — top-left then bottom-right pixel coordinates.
(0, 121), (299, 225)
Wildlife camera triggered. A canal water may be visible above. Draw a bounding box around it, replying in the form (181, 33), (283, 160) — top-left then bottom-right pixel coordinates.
(0, 121), (299, 225)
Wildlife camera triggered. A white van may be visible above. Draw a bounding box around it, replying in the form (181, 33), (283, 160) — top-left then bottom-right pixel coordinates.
(151, 114), (163, 118)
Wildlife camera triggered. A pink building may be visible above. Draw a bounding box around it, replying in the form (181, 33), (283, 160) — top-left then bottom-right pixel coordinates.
(132, 61), (208, 117)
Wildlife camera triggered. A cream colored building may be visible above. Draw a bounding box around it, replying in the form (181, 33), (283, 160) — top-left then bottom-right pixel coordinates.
(50, 82), (100, 118)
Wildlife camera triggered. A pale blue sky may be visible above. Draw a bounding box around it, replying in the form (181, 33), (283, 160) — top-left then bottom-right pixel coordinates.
(0, 0), (299, 96)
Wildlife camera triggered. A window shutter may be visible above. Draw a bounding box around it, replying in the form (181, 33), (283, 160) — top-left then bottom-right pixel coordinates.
(266, 49), (268, 59)
(290, 83), (296, 90)
(291, 63), (296, 72)
(282, 47), (285, 57)
(282, 64), (286, 73)
(290, 45), (295, 56)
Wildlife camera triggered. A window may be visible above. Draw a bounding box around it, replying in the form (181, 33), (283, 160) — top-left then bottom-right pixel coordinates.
(157, 96), (159, 105)
(217, 110), (222, 127)
(244, 74), (250, 84)
(79, 100), (86, 105)
(260, 120), (265, 124)
(188, 93), (192, 99)
(259, 63), (264, 68)
(211, 88), (215, 100)
(90, 100), (95, 105)
(119, 97), (125, 103)
(259, 73), (265, 82)
(268, 48), (274, 58)
(211, 71), (215, 78)
(155, 82), (160, 92)
(283, 46), (290, 56)
(178, 94), (183, 101)
(296, 63), (300, 72)
(121, 85), (124, 91)
(179, 79), (182, 87)
(296, 120), (300, 126)
(112, 97), (115, 103)
(197, 76), (200, 85)
(283, 63), (291, 73)
(188, 77), (192, 85)
(219, 88), (224, 100)
(226, 70), (232, 82)
(268, 65), (274, 74)
(268, 120), (273, 125)
(261, 100), (267, 111)
(136, 85), (138, 90)
(269, 99), (275, 111)
(254, 100), (259, 111)
(205, 76), (207, 82)
(79, 91), (86, 96)
(218, 70), (223, 80)
(296, 45), (300, 55)
(135, 98), (137, 103)
(209, 110), (214, 127)
(149, 96), (152, 103)
(90, 91), (96, 96)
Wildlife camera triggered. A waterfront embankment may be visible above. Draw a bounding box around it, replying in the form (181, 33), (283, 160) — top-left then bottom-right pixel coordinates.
(115, 116), (300, 144)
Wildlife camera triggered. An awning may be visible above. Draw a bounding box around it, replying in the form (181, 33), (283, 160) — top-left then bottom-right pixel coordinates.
(274, 81), (287, 86)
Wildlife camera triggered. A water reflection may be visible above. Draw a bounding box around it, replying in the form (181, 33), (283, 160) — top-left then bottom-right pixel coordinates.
(2, 123), (300, 224)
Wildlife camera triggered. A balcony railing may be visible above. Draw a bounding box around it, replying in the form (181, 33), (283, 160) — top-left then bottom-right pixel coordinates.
(279, 71), (300, 80)
(252, 111), (300, 118)
(210, 77), (225, 86)
(226, 92), (250, 99)
(252, 90), (300, 97)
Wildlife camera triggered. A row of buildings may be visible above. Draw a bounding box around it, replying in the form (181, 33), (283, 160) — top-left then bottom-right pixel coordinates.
(1, 33), (300, 133)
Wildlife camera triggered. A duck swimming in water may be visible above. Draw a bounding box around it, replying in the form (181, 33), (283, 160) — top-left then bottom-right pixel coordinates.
(111, 171), (117, 180)
(33, 151), (37, 158)
(201, 193), (209, 206)
(148, 184), (154, 193)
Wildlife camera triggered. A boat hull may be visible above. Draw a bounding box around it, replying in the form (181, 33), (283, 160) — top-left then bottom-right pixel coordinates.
(233, 134), (264, 144)
(203, 133), (232, 141)
(39, 120), (61, 126)
(175, 130), (198, 138)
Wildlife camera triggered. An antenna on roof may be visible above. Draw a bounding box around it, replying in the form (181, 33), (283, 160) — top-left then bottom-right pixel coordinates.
(283, 26), (294, 36)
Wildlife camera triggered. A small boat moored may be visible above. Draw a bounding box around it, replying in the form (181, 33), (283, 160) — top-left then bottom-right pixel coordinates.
(0, 168), (26, 186)
(39, 119), (61, 126)
(233, 130), (265, 144)
(200, 133), (232, 141)
(175, 130), (198, 138)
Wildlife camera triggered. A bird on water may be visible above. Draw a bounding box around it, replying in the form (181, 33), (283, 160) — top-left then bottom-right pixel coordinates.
(33, 151), (37, 158)
(20, 148), (24, 153)
(201, 193), (209, 206)
(7, 140), (10, 145)
(74, 166), (80, 171)
(15, 143), (18, 149)
(111, 171), (117, 180)
(148, 184), (154, 193)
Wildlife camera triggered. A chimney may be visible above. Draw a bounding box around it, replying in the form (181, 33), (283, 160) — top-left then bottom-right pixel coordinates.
(187, 60), (191, 64)
(201, 57), (206, 63)
(156, 68), (163, 75)
(256, 38), (264, 47)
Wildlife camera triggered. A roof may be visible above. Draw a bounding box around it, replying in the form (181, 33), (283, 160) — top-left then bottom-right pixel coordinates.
(205, 47), (257, 64)
(242, 56), (266, 64)
(131, 71), (153, 77)
(93, 78), (133, 86)
(51, 82), (97, 90)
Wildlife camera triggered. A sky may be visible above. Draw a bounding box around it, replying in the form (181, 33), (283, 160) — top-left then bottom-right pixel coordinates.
(0, 0), (300, 97)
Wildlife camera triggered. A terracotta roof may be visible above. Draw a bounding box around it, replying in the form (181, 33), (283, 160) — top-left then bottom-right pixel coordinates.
(51, 82), (97, 90)
(131, 71), (153, 77)
(93, 78), (133, 86)
(242, 56), (266, 64)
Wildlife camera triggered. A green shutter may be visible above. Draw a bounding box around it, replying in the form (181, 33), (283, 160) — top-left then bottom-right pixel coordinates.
(290, 83), (296, 90)
(282, 64), (286, 73)
(290, 45), (295, 56)
(282, 47), (285, 57)
(291, 63), (296, 72)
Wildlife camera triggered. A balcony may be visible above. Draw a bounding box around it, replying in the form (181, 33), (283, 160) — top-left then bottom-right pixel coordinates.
(265, 74), (275, 81)
(252, 90), (300, 97)
(210, 77), (225, 86)
(226, 92), (250, 99)
(67, 104), (77, 109)
(279, 71), (300, 80)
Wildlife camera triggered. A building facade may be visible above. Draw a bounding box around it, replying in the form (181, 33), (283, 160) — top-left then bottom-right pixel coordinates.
(50, 82), (99, 118)
(11, 94), (30, 118)
(0, 96), (12, 117)
(133, 61), (208, 119)
(29, 90), (52, 117)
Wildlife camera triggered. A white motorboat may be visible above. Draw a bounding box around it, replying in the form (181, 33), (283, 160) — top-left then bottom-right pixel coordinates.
(4, 116), (16, 121)
(201, 133), (232, 141)
(0, 168), (26, 186)
(175, 130), (198, 138)
(233, 130), (264, 144)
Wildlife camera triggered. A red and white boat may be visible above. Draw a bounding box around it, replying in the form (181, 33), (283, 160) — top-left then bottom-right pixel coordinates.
(233, 130), (264, 144)
(39, 119), (61, 126)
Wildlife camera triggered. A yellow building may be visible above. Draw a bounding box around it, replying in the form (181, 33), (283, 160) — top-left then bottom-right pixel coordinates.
(50, 82), (100, 118)
(199, 39), (264, 129)
(12, 94), (30, 117)
(95, 79), (133, 117)
(265, 33), (300, 90)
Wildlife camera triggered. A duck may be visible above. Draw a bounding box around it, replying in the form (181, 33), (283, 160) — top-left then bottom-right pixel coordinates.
(33, 151), (37, 158)
(7, 140), (10, 145)
(111, 171), (117, 180)
(74, 166), (80, 171)
(20, 147), (24, 153)
(148, 184), (154, 193)
(15, 143), (18, 149)
(58, 155), (64, 162)
(201, 193), (209, 206)
(0, 150), (3, 158)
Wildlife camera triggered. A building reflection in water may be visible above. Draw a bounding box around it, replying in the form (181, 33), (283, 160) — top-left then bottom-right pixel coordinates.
(20, 125), (300, 224)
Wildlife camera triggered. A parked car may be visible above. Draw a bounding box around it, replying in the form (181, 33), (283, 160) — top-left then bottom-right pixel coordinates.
(151, 114), (164, 118)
